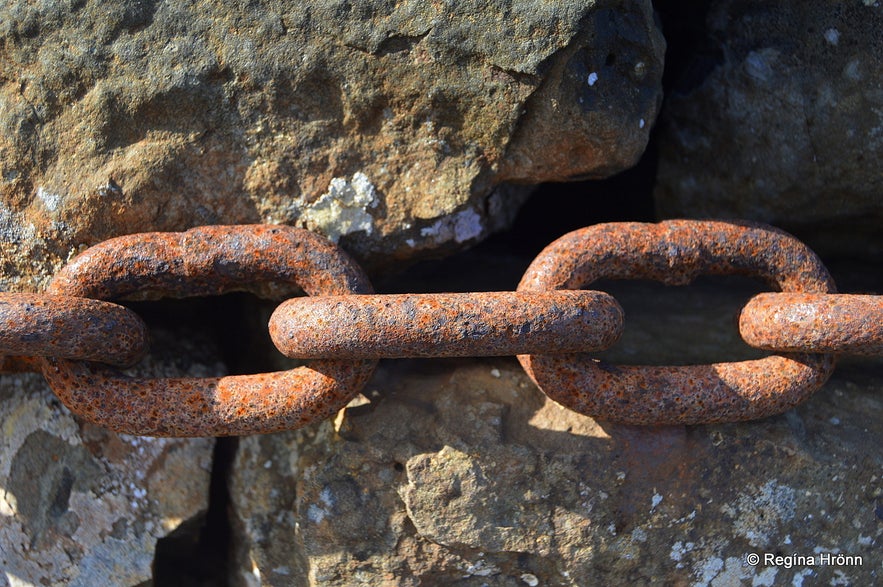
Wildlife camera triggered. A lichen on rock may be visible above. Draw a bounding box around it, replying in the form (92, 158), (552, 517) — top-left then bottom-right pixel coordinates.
(301, 172), (380, 243)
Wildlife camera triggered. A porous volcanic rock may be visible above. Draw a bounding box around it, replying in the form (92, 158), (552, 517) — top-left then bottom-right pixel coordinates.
(656, 0), (883, 255)
(0, 0), (664, 291)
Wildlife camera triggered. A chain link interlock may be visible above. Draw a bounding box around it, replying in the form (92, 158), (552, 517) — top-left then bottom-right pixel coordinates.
(1, 220), (880, 436)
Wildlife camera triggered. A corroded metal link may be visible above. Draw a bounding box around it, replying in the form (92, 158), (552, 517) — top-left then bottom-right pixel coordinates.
(47, 225), (371, 301)
(41, 225), (377, 437)
(740, 293), (883, 356)
(269, 291), (624, 359)
(0, 356), (44, 373)
(518, 220), (837, 425)
(0, 293), (148, 369)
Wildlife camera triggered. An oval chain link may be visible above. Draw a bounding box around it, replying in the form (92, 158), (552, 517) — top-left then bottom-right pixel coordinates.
(270, 290), (623, 359)
(40, 225), (376, 437)
(517, 220), (837, 426)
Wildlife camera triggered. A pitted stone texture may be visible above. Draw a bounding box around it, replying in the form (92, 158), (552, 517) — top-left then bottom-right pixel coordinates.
(0, 0), (664, 291)
(230, 360), (882, 586)
(228, 280), (881, 585)
(655, 1), (883, 255)
(0, 330), (221, 586)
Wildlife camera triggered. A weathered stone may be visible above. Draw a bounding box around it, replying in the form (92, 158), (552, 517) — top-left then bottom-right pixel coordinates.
(0, 0), (664, 291)
(228, 278), (882, 586)
(655, 1), (883, 255)
(0, 330), (222, 586)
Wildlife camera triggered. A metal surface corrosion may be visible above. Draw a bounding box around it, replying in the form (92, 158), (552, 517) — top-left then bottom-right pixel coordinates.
(270, 291), (624, 359)
(0, 293), (148, 367)
(740, 293), (883, 355)
(0, 356), (44, 373)
(41, 224), (377, 437)
(47, 224), (372, 301)
(517, 220), (837, 425)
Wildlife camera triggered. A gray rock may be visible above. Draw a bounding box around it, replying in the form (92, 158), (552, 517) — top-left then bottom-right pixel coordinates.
(0, 331), (222, 586)
(656, 0), (883, 255)
(228, 279), (882, 586)
(0, 0), (664, 291)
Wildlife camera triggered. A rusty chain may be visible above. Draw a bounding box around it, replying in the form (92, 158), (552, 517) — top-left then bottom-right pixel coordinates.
(1, 220), (880, 436)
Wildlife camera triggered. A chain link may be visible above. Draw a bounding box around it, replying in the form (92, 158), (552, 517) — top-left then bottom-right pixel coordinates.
(516, 220), (837, 425)
(40, 225), (377, 437)
(1, 220), (879, 436)
(269, 291), (623, 359)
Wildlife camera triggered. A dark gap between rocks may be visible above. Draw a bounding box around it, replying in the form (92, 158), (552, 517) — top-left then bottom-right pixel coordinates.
(152, 437), (237, 587)
(144, 294), (260, 586)
(652, 0), (720, 95)
(375, 148), (658, 295)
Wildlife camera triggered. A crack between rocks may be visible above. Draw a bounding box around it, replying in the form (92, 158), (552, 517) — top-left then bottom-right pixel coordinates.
(152, 436), (237, 587)
(149, 295), (257, 586)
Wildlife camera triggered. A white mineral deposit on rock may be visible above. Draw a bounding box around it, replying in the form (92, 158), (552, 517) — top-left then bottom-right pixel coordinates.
(669, 540), (694, 563)
(36, 187), (63, 213)
(651, 491), (663, 510)
(792, 568), (814, 586)
(302, 172), (379, 242)
(721, 480), (797, 548)
(419, 208), (484, 244)
(306, 503), (326, 524)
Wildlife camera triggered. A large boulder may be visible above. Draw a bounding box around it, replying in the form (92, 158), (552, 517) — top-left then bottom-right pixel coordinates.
(655, 0), (883, 255)
(0, 0), (664, 291)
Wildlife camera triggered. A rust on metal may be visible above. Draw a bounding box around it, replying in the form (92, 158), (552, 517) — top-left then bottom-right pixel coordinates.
(48, 224), (372, 301)
(740, 292), (883, 356)
(0, 355), (44, 373)
(41, 224), (377, 437)
(40, 358), (374, 437)
(0, 293), (148, 367)
(517, 220), (837, 425)
(270, 290), (624, 359)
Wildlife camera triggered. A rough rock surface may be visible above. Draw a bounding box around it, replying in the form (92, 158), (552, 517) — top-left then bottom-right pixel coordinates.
(655, 0), (883, 254)
(229, 278), (882, 586)
(0, 330), (221, 586)
(0, 0), (664, 291)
